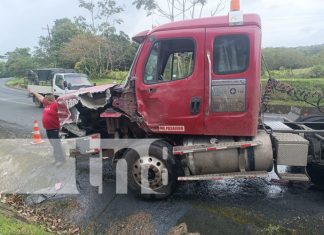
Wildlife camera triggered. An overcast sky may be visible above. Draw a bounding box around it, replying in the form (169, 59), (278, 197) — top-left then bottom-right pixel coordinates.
(0, 0), (324, 55)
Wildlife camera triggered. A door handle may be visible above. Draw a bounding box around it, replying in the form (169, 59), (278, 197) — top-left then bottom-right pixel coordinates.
(148, 87), (157, 93)
(190, 97), (201, 115)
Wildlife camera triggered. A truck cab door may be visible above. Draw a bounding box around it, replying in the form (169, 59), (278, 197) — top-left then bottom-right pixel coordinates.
(135, 29), (205, 134)
(53, 74), (65, 96)
(204, 26), (262, 137)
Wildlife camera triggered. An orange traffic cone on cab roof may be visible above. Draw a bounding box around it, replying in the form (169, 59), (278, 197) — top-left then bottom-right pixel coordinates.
(31, 119), (45, 145)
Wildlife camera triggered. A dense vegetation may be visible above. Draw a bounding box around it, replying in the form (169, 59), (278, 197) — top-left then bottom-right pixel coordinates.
(263, 44), (324, 78)
(0, 0), (323, 85)
(0, 0), (225, 80)
(0, 0), (139, 79)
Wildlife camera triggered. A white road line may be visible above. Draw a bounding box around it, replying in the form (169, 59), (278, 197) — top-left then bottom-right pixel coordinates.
(0, 97), (34, 106)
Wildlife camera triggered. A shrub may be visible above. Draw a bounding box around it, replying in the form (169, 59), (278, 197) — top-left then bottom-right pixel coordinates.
(309, 65), (324, 78)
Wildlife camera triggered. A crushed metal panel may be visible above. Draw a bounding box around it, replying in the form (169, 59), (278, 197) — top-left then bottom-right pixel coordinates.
(78, 88), (111, 110)
(63, 123), (86, 137)
(113, 88), (137, 117)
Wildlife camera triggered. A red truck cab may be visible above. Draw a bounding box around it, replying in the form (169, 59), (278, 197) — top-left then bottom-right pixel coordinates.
(132, 14), (262, 137)
(57, 2), (323, 199)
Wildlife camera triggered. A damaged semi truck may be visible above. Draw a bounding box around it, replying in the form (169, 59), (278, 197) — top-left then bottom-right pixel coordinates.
(57, 0), (324, 198)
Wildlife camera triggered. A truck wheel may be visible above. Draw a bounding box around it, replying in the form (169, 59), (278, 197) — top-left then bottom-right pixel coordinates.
(307, 164), (324, 185)
(297, 115), (324, 185)
(123, 141), (177, 199)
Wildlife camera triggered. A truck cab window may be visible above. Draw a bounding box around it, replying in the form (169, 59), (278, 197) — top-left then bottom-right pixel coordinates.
(55, 75), (64, 89)
(214, 35), (249, 74)
(144, 38), (195, 84)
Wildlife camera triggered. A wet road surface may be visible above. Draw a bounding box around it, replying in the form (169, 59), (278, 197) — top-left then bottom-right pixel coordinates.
(1, 127), (324, 235)
(0, 78), (43, 136)
(1, 78), (324, 234)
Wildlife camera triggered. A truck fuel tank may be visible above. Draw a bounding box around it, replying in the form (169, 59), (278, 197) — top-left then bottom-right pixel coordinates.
(183, 131), (273, 175)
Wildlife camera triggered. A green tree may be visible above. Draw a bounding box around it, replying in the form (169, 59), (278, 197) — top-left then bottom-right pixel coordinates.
(105, 31), (138, 71)
(5, 48), (37, 77)
(133, 0), (226, 21)
(262, 48), (307, 70)
(33, 36), (52, 67)
(34, 18), (81, 68)
(60, 31), (137, 78)
(310, 65), (324, 78)
(60, 33), (107, 78)
(0, 61), (7, 78)
(50, 18), (81, 67)
(77, 0), (124, 35)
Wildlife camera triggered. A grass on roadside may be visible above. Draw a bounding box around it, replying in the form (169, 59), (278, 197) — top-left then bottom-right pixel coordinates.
(261, 77), (324, 108)
(5, 77), (25, 89)
(0, 213), (50, 235)
(91, 71), (128, 85)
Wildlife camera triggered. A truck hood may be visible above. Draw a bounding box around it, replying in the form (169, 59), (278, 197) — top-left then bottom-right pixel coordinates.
(57, 84), (116, 125)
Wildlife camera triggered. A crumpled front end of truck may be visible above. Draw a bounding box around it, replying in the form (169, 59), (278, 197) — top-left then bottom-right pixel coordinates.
(57, 84), (116, 137)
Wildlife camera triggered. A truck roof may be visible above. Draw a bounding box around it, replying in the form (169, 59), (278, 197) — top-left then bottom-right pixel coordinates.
(132, 14), (261, 43)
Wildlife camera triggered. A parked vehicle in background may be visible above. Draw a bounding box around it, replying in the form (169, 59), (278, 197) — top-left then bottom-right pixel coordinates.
(27, 68), (93, 107)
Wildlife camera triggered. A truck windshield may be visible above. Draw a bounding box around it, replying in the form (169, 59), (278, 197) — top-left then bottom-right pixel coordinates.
(64, 74), (92, 86)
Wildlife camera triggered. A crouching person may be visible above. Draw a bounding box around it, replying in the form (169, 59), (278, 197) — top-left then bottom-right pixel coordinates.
(30, 91), (66, 167)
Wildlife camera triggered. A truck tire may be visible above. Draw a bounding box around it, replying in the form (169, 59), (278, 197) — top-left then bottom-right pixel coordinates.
(123, 140), (178, 199)
(297, 115), (324, 185)
(307, 164), (324, 185)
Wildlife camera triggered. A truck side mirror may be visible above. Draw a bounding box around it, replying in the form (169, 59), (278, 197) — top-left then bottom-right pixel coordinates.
(67, 83), (72, 90)
(130, 76), (136, 88)
(63, 81), (68, 88)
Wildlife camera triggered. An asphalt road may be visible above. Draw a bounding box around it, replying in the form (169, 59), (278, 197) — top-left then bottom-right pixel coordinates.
(1, 77), (324, 234)
(0, 78), (44, 136)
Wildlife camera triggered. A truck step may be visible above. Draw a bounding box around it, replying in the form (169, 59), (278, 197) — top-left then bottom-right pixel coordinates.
(173, 140), (262, 155)
(178, 171), (268, 181)
(277, 173), (309, 182)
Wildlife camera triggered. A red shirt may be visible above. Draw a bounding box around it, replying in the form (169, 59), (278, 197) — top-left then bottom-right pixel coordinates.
(42, 100), (60, 130)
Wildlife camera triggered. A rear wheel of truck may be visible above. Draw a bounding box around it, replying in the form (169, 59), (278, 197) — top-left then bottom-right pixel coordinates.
(123, 141), (178, 199)
(296, 115), (324, 185)
(307, 164), (324, 185)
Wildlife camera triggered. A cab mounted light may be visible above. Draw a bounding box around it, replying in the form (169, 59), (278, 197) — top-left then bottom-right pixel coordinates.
(230, 0), (240, 11)
(229, 0), (243, 26)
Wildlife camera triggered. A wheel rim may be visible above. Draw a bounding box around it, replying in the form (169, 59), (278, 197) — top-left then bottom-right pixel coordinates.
(133, 156), (166, 190)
